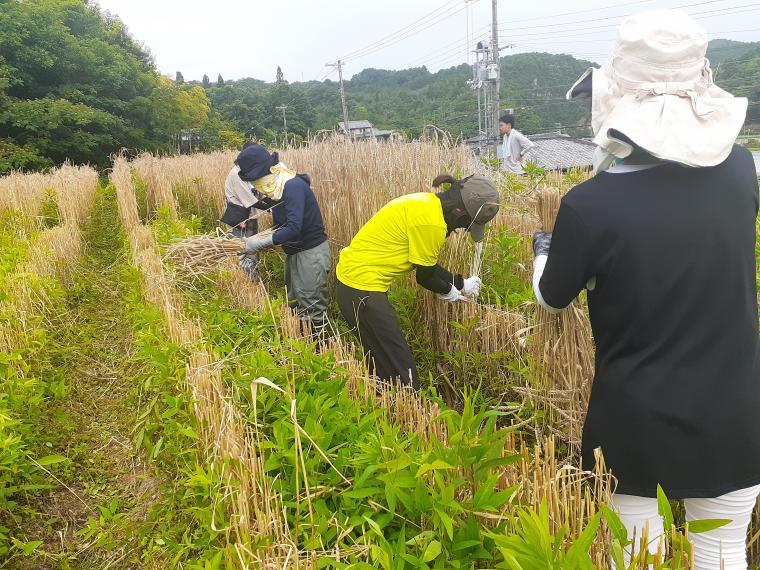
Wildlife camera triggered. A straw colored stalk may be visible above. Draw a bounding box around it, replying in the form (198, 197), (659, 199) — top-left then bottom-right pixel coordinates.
(0, 170), (54, 221)
(111, 156), (146, 257)
(750, 503), (760, 567)
(25, 223), (82, 285)
(131, 150), (237, 221)
(214, 258), (270, 311)
(0, 162), (98, 226)
(111, 161), (294, 564)
(526, 188), (595, 446)
(48, 163), (99, 225)
(129, 139), (492, 257)
(186, 351), (290, 557)
(0, 276), (50, 355)
(132, 247), (294, 564)
(129, 152), (179, 219)
(322, 336), (448, 444)
(495, 437), (616, 567)
(134, 248), (201, 346)
(0, 202), (88, 360)
(164, 231), (264, 278)
(281, 139), (487, 250)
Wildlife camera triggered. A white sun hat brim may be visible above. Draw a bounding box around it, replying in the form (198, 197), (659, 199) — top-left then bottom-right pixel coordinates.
(566, 9), (748, 167)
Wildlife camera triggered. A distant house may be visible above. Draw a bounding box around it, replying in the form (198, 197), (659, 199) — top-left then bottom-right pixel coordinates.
(527, 134), (596, 171)
(337, 120), (399, 141)
(466, 133), (595, 171)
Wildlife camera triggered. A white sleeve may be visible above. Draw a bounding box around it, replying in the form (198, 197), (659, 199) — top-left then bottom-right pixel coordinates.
(533, 255), (563, 313)
(224, 167), (257, 208)
(518, 132), (535, 154)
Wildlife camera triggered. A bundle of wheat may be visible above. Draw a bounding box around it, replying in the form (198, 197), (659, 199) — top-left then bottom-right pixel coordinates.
(524, 188), (595, 446)
(164, 230), (271, 277)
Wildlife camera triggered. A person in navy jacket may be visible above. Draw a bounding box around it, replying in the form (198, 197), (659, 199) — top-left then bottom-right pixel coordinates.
(236, 144), (330, 333)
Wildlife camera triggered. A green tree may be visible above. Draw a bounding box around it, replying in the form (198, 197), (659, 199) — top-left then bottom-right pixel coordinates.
(276, 65), (286, 84)
(148, 78), (210, 144)
(0, 0), (221, 171)
(175, 71), (184, 84)
(0, 139), (52, 172)
(202, 74), (210, 88)
(217, 74), (224, 87)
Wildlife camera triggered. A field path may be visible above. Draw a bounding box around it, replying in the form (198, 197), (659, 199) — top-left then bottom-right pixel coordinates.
(12, 185), (158, 569)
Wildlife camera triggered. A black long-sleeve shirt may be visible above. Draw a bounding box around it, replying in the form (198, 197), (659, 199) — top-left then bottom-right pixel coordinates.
(539, 146), (760, 498)
(416, 264), (463, 294)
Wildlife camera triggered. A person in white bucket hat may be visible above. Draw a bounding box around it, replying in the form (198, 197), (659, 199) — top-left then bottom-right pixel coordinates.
(531, 10), (760, 569)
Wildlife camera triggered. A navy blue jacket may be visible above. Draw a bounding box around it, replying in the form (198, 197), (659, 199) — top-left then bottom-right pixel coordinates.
(253, 174), (327, 255)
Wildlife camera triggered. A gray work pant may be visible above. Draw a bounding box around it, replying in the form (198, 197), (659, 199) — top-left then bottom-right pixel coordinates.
(284, 240), (331, 330)
(230, 224), (258, 281)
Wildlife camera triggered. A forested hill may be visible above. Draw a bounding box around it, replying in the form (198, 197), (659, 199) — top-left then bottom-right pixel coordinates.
(0, 0), (758, 174)
(206, 53), (594, 141)
(707, 38), (760, 65)
(207, 40), (760, 141)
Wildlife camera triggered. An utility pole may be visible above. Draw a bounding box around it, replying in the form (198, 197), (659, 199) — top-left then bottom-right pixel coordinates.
(276, 104), (288, 144)
(327, 60), (352, 141)
(491, 0), (500, 155)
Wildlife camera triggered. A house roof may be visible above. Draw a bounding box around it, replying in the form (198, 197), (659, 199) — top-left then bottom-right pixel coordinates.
(338, 120), (373, 131)
(528, 134), (595, 171)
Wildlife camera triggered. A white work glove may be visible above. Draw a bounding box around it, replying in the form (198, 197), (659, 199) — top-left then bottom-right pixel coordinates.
(437, 284), (466, 303)
(244, 234), (274, 253)
(462, 276), (481, 298)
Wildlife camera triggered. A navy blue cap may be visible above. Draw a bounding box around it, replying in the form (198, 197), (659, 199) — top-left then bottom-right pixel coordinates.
(236, 144), (279, 182)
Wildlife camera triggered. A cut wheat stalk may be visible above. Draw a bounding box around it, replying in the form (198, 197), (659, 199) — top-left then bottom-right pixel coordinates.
(164, 229), (273, 277)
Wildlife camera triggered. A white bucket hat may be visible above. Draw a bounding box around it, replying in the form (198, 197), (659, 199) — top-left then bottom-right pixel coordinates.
(566, 9), (748, 168)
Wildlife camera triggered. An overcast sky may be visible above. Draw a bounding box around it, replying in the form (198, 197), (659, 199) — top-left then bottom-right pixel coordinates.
(95, 0), (760, 83)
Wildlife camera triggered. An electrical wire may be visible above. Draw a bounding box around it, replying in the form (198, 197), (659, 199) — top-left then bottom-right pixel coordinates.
(498, 0), (743, 32)
(409, 32), (493, 70)
(341, 0), (479, 63)
(498, 5), (760, 41)
(401, 2), (759, 72)
(403, 27), (492, 69)
(339, 0), (461, 60)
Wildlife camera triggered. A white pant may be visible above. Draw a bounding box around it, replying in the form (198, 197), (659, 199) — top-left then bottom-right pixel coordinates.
(611, 485), (760, 569)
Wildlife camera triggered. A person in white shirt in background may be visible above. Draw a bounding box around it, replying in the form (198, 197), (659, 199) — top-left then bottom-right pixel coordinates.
(499, 114), (535, 174)
(221, 141), (260, 280)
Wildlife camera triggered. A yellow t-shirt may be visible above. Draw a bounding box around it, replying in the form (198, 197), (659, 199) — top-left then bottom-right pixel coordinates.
(336, 192), (447, 292)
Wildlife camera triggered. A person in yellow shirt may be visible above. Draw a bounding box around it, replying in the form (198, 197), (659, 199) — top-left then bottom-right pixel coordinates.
(336, 174), (500, 389)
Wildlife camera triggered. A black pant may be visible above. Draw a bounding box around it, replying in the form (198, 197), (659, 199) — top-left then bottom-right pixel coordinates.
(335, 280), (418, 389)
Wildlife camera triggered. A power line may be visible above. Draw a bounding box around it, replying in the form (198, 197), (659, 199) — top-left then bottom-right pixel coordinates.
(498, 0), (740, 32)
(340, 0), (475, 63)
(339, 0), (460, 60)
(402, 1), (759, 72)
(502, 0), (659, 24)
(406, 31), (760, 75)
(509, 27), (760, 49)
(403, 27), (493, 69)
(511, 29), (760, 47)
(498, 4), (760, 40)
(407, 31), (492, 69)
(344, 1), (477, 62)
